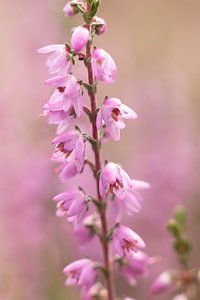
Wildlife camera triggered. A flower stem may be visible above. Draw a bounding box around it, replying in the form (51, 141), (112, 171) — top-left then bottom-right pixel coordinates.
(85, 23), (115, 300)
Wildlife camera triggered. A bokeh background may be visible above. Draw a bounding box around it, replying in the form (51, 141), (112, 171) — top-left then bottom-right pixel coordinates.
(0, 0), (200, 299)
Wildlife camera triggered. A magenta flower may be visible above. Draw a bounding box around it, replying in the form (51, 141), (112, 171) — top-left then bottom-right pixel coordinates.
(91, 48), (116, 83)
(53, 190), (86, 223)
(63, 259), (97, 288)
(121, 251), (149, 286)
(37, 44), (72, 75)
(71, 26), (89, 52)
(97, 97), (137, 141)
(112, 225), (145, 257)
(52, 130), (85, 180)
(151, 271), (174, 294)
(45, 75), (84, 117)
(100, 162), (149, 214)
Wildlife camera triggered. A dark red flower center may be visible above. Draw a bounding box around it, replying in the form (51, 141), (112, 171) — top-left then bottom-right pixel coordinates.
(111, 108), (120, 121)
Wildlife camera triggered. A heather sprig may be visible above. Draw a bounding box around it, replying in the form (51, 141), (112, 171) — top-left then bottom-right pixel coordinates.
(151, 206), (200, 300)
(38, 1), (150, 299)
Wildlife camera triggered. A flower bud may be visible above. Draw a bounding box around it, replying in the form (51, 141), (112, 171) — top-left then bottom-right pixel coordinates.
(71, 26), (89, 52)
(151, 271), (173, 294)
(92, 17), (107, 35)
(63, 0), (83, 17)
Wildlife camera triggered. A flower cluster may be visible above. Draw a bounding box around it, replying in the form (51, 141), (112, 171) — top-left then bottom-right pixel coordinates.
(38, 1), (150, 299)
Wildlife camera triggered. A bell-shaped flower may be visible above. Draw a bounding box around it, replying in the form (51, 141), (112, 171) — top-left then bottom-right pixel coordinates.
(63, 0), (84, 16)
(45, 75), (84, 117)
(112, 225), (145, 257)
(97, 97), (137, 141)
(99, 162), (150, 214)
(37, 44), (72, 75)
(121, 251), (150, 286)
(42, 89), (75, 134)
(52, 130), (85, 180)
(53, 190), (87, 223)
(91, 48), (116, 83)
(92, 17), (107, 35)
(71, 26), (89, 52)
(151, 270), (176, 294)
(63, 259), (97, 288)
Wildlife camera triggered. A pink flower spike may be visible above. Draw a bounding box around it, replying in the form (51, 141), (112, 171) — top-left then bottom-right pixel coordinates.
(151, 271), (174, 294)
(71, 26), (89, 52)
(97, 97), (137, 141)
(112, 225), (145, 257)
(52, 130), (85, 180)
(37, 44), (72, 75)
(91, 48), (117, 83)
(63, 258), (93, 287)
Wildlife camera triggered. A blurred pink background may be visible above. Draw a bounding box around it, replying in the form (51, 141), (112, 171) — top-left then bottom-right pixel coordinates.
(0, 1), (200, 299)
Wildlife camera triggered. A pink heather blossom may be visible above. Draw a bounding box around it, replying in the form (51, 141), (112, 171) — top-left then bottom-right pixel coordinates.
(91, 48), (116, 83)
(45, 75), (84, 117)
(52, 130), (85, 180)
(121, 251), (149, 286)
(112, 225), (145, 257)
(53, 190), (86, 223)
(37, 44), (72, 74)
(75, 213), (100, 244)
(42, 90), (75, 134)
(63, 1), (85, 17)
(151, 271), (174, 294)
(63, 259), (97, 288)
(99, 162), (150, 214)
(71, 26), (89, 52)
(92, 17), (107, 35)
(97, 97), (137, 141)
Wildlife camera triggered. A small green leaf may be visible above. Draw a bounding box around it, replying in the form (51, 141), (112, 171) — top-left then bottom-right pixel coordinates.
(174, 206), (186, 229)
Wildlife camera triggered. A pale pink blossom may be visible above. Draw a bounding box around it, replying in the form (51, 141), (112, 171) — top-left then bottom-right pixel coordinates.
(151, 271), (175, 294)
(97, 97), (137, 141)
(52, 130), (85, 180)
(91, 48), (116, 83)
(37, 44), (72, 74)
(112, 225), (145, 257)
(63, 259), (97, 288)
(99, 162), (150, 214)
(92, 17), (107, 35)
(42, 89), (75, 133)
(63, 1), (86, 17)
(71, 26), (89, 52)
(53, 190), (86, 223)
(45, 75), (84, 117)
(121, 251), (150, 286)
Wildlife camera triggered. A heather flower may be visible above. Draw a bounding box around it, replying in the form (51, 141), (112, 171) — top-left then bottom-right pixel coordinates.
(100, 162), (149, 214)
(52, 130), (85, 180)
(112, 225), (145, 257)
(75, 213), (101, 244)
(91, 48), (116, 83)
(71, 26), (89, 52)
(63, 0), (84, 17)
(97, 97), (137, 141)
(45, 75), (84, 117)
(63, 258), (96, 288)
(92, 17), (107, 35)
(37, 44), (72, 74)
(151, 271), (174, 294)
(53, 190), (86, 222)
(121, 251), (149, 286)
